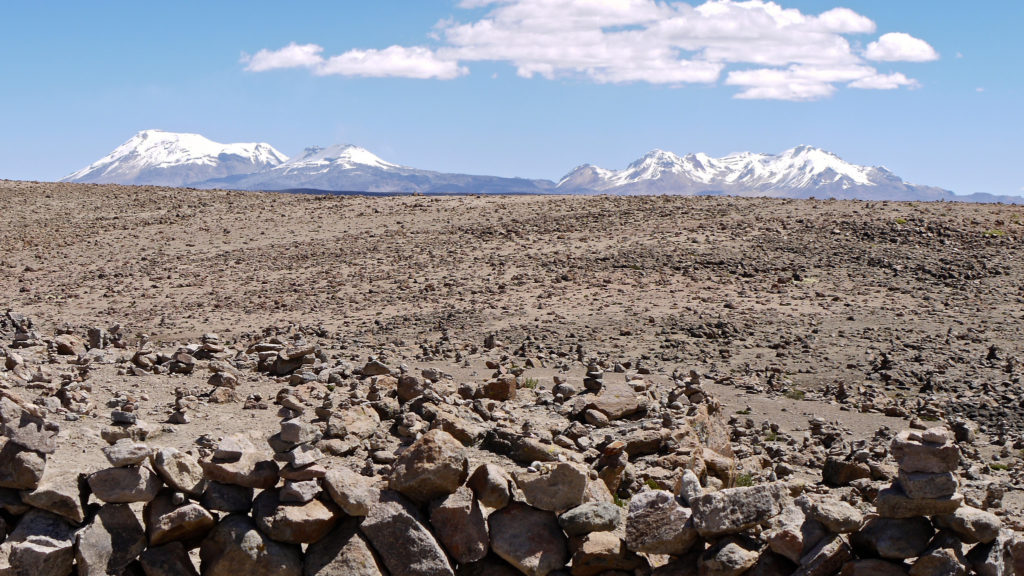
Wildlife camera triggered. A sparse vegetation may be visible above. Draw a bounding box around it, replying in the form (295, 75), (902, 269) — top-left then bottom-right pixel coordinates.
(521, 376), (539, 389)
(785, 389), (806, 401)
(735, 473), (755, 487)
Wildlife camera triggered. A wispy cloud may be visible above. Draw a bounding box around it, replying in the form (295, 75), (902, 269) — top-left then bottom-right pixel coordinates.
(243, 1), (938, 101)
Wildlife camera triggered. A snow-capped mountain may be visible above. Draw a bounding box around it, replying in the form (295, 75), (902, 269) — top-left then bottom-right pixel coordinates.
(62, 130), (288, 187)
(556, 146), (949, 200)
(205, 143), (554, 195)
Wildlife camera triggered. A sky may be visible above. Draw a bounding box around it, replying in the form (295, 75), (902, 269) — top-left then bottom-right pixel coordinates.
(0, 1), (1020, 195)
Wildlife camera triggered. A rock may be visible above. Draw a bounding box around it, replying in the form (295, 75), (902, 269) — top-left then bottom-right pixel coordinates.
(304, 517), (387, 576)
(806, 499), (863, 533)
(102, 439), (152, 467)
(280, 419), (321, 444)
(690, 482), (788, 538)
(966, 532), (1013, 576)
(570, 531), (644, 576)
(88, 465), (162, 503)
(323, 467), (378, 516)
(851, 517), (934, 560)
(152, 448), (207, 497)
(934, 506), (1001, 544)
(625, 490), (699, 555)
(700, 537), (760, 576)
(54, 334), (86, 356)
(467, 463), (512, 509)
(478, 377), (516, 401)
(1, 509), (76, 576)
(675, 468), (703, 505)
(514, 462), (589, 512)
(20, 469), (87, 524)
(0, 398), (59, 454)
(822, 457), (871, 487)
(212, 435), (253, 461)
(794, 534), (854, 576)
(898, 470), (959, 499)
(455, 556), (523, 576)
(429, 485), (489, 565)
(585, 381), (641, 420)
(75, 503), (147, 575)
(201, 481), (254, 513)
(252, 489), (339, 544)
(874, 486), (963, 518)
(840, 559), (909, 576)
(144, 490), (217, 547)
(388, 429), (468, 503)
(489, 502), (569, 576)
(361, 490), (455, 576)
(891, 430), (960, 474)
(280, 480), (322, 503)
(910, 548), (965, 576)
(200, 514), (303, 576)
(558, 502), (621, 536)
(764, 504), (827, 564)
(0, 440), (47, 490)
(362, 360), (392, 377)
(200, 451), (280, 489)
(331, 405), (381, 439)
(139, 542), (200, 576)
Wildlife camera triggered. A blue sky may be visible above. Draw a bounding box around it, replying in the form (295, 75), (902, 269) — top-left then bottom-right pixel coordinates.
(1, 1), (1020, 195)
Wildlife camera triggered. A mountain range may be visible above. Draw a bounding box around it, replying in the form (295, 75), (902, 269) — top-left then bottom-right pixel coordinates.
(61, 130), (1016, 202)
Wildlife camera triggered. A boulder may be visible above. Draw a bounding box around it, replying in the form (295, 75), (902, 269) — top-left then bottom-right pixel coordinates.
(200, 514), (303, 576)
(75, 503), (147, 576)
(874, 486), (962, 518)
(0, 398), (59, 454)
(201, 481), (254, 513)
(139, 542), (200, 576)
(304, 517), (387, 576)
(558, 502), (621, 536)
(252, 489), (339, 544)
(569, 531), (644, 576)
(794, 534), (854, 576)
(489, 502), (569, 576)
(144, 490), (216, 547)
(88, 465), (162, 503)
(323, 467), (378, 516)
(625, 490), (699, 555)
(20, 469), (88, 524)
(467, 463), (512, 509)
(514, 462), (589, 512)
(360, 490), (455, 576)
(690, 482), (788, 538)
(200, 451), (280, 489)
(429, 485), (489, 565)
(934, 506), (1002, 545)
(851, 517), (934, 560)
(0, 438), (47, 490)
(806, 498), (863, 533)
(1, 509), (76, 576)
(151, 448), (207, 497)
(388, 429), (468, 503)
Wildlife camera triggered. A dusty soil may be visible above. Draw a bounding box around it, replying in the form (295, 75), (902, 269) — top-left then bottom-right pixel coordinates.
(1, 179), (1023, 505)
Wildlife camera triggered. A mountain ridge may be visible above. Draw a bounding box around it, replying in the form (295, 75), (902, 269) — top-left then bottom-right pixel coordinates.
(61, 130), (1018, 203)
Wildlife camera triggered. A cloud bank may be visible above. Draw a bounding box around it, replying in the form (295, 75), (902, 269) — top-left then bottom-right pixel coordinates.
(243, 0), (939, 101)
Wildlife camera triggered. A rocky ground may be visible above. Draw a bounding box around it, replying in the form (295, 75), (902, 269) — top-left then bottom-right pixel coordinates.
(1, 179), (1024, 575)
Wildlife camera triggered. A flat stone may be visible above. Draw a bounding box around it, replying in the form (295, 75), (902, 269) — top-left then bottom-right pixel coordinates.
(20, 469), (88, 524)
(700, 537), (760, 576)
(144, 490), (216, 547)
(1, 509), (76, 576)
(388, 429), (468, 503)
(795, 534), (854, 576)
(806, 498), (863, 533)
(323, 467), (378, 516)
(851, 517), (934, 560)
(102, 439), (152, 467)
(361, 490), (455, 576)
(139, 542), (200, 576)
(280, 419), (321, 444)
(201, 481), (254, 513)
(213, 435), (254, 461)
(284, 444), (322, 468)
(88, 465), (162, 503)
(514, 462), (589, 512)
(200, 514), (303, 576)
(570, 531), (644, 576)
(934, 506), (1002, 545)
(910, 548), (965, 576)
(75, 503), (147, 575)
(280, 479), (322, 503)
(489, 502), (569, 576)
(558, 502), (621, 536)
(429, 485), (489, 565)
(279, 462), (327, 481)
(0, 397), (58, 453)
(874, 486), (963, 518)
(764, 505), (827, 564)
(152, 448), (207, 496)
(891, 430), (960, 474)
(252, 489), (339, 544)
(625, 490), (699, 555)
(898, 470), (959, 499)
(304, 517), (387, 576)
(0, 438), (47, 490)
(467, 463), (512, 509)
(691, 482), (788, 538)
(200, 451), (280, 489)
(585, 381), (641, 420)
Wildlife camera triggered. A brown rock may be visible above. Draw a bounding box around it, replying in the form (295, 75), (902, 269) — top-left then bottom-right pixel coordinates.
(514, 462), (589, 512)
(20, 469), (88, 524)
(75, 503), (147, 576)
(429, 485), (489, 565)
(388, 429), (468, 503)
(88, 465), (162, 503)
(625, 489), (698, 556)
(690, 482), (788, 538)
(891, 430), (960, 474)
(252, 489), (339, 544)
(874, 486), (963, 518)
(200, 514), (303, 576)
(361, 490), (455, 576)
(152, 448), (207, 497)
(200, 451), (280, 489)
(489, 502), (569, 576)
(467, 463), (512, 509)
(144, 490), (216, 547)
(570, 531), (644, 576)
(304, 517), (387, 576)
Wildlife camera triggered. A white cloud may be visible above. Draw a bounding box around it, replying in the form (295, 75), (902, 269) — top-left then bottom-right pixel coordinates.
(244, 1), (938, 100)
(865, 32), (939, 62)
(243, 43), (465, 79)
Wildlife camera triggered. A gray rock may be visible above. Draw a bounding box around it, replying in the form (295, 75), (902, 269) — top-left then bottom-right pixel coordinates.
(0, 438), (47, 490)
(151, 448), (207, 497)
(200, 451), (280, 489)
(75, 504), (147, 575)
(252, 489), (339, 544)
(910, 548), (965, 576)
(700, 537), (760, 576)
(139, 542), (200, 576)
(675, 468), (703, 505)
(570, 531), (645, 576)
(88, 465), (162, 503)
(795, 534), (854, 576)
(304, 517), (387, 576)
(898, 470), (959, 500)
(0, 397), (59, 454)
(690, 482), (788, 538)
(467, 463), (512, 509)
(280, 419), (321, 445)
(764, 504), (827, 564)
(144, 490), (216, 546)
(2, 509), (76, 576)
(558, 502), (621, 536)
(807, 499), (863, 533)
(514, 462), (589, 512)
(891, 430), (960, 474)
(102, 439), (152, 467)
(935, 506), (1002, 545)
(280, 479), (322, 503)
(201, 481), (254, 513)
(200, 514), (303, 576)
(874, 486), (963, 518)
(361, 490), (455, 576)
(20, 469), (88, 524)
(625, 490), (699, 555)
(489, 502), (569, 576)
(388, 429), (468, 504)
(851, 517), (935, 560)
(323, 467), (378, 516)
(429, 485), (489, 565)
